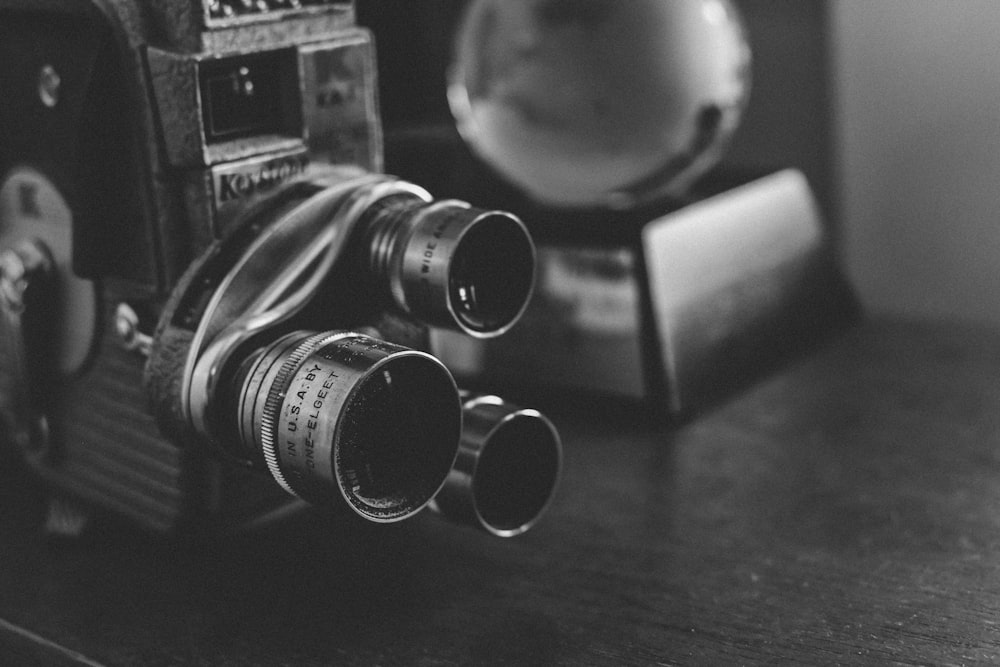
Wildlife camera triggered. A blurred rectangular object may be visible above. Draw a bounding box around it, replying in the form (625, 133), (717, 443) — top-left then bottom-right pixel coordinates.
(433, 168), (859, 418)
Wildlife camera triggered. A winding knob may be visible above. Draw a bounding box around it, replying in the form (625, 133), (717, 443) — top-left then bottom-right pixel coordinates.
(0, 239), (55, 454)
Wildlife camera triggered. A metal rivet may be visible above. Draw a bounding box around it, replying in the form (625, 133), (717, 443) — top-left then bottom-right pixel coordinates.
(114, 303), (153, 356)
(43, 496), (89, 539)
(38, 65), (61, 108)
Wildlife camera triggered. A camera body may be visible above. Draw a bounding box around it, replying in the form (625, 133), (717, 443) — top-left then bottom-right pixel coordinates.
(0, 0), (560, 537)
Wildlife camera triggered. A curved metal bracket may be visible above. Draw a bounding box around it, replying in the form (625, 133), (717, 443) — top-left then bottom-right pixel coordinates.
(182, 169), (432, 441)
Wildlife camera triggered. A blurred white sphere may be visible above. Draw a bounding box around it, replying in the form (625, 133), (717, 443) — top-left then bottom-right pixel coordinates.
(449, 0), (751, 208)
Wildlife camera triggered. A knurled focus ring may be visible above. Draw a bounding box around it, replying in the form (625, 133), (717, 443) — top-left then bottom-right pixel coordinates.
(258, 331), (342, 498)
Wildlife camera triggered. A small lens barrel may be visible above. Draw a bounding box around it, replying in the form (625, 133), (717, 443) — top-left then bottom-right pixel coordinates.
(429, 394), (561, 537)
(235, 330), (461, 522)
(365, 195), (536, 338)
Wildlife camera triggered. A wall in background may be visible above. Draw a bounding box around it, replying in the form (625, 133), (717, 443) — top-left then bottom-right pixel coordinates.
(724, 0), (834, 230)
(832, 1), (1000, 325)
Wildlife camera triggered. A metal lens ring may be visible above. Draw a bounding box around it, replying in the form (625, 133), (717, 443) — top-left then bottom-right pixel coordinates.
(240, 330), (461, 522)
(362, 194), (537, 338)
(471, 406), (561, 536)
(432, 394), (562, 537)
(444, 207), (537, 335)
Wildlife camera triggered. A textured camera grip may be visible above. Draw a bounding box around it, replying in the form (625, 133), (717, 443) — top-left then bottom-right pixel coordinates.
(143, 323), (195, 446)
(143, 234), (226, 447)
(141, 184), (314, 449)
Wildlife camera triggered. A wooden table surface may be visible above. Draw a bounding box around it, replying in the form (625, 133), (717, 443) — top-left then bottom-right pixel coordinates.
(3, 317), (1000, 665)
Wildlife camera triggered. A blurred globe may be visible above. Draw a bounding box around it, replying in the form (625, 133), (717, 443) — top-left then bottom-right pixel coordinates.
(448, 0), (751, 208)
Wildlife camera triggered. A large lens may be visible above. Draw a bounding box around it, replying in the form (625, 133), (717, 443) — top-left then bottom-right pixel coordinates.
(364, 195), (536, 338)
(235, 330), (460, 522)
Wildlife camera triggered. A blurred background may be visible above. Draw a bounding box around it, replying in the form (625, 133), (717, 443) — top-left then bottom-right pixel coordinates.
(357, 0), (1000, 327)
(834, 1), (1000, 328)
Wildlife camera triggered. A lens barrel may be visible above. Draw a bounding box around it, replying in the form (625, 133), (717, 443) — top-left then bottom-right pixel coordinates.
(430, 394), (561, 537)
(363, 193), (536, 338)
(234, 330), (461, 522)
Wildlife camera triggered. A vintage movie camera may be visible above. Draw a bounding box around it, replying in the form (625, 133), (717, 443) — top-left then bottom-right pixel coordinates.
(0, 0), (561, 538)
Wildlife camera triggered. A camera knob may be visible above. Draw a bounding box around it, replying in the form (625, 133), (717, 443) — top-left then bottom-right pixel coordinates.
(0, 239), (55, 454)
(0, 240), (52, 313)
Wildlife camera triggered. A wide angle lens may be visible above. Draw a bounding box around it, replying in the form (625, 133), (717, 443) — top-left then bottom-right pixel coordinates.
(363, 193), (536, 338)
